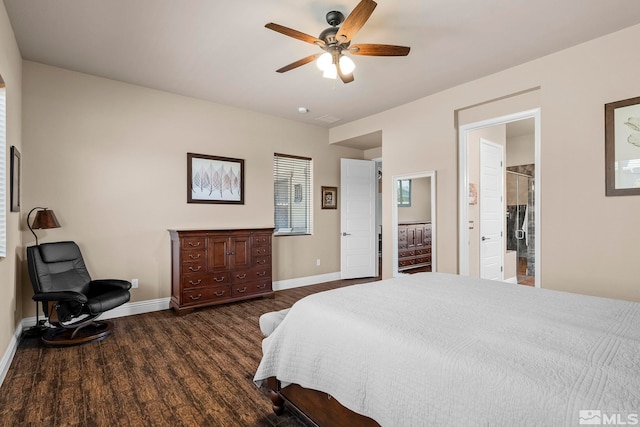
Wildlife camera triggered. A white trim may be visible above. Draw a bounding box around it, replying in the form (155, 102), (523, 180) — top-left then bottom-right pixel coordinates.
(273, 272), (341, 291)
(504, 276), (518, 284)
(458, 108), (541, 288)
(0, 324), (22, 388)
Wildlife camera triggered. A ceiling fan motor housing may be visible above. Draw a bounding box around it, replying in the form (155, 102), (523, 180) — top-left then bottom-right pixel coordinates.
(326, 10), (345, 26)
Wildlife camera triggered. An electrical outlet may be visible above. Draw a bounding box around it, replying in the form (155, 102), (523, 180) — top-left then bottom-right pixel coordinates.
(131, 278), (138, 289)
(316, 259), (321, 266)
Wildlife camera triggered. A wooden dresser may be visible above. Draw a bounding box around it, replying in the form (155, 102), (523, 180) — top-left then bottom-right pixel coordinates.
(398, 222), (432, 271)
(169, 228), (274, 313)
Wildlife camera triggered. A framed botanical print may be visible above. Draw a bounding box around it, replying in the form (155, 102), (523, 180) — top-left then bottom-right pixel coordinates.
(605, 96), (640, 196)
(187, 153), (244, 204)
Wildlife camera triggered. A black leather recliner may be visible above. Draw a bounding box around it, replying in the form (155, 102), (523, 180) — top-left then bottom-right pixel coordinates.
(26, 241), (132, 346)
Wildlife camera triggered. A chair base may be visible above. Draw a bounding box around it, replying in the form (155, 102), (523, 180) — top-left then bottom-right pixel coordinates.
(41, 320), (114, 347)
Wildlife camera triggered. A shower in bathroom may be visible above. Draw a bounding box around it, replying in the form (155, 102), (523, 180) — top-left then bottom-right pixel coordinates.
(506, 166), (535, 284)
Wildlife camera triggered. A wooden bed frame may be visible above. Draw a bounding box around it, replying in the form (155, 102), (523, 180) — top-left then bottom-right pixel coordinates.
(265, 377), (379, 427)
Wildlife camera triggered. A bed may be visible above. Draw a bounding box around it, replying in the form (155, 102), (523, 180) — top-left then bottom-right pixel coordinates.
(253, 272), (640, 426)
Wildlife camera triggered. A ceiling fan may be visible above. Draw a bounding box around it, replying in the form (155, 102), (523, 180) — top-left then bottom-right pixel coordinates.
(265, 0), (410, 84)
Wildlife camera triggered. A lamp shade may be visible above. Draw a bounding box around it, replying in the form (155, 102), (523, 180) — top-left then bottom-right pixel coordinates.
(31, 209), (61, 230)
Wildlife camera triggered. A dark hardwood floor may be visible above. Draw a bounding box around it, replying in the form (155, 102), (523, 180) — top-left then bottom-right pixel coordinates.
(0, 275), (379, 427)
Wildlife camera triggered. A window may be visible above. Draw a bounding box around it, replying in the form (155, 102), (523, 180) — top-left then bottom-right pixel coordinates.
(397, 179), (412, 207)
(274, 153), (312, 235)
(0, 81), (6, 257)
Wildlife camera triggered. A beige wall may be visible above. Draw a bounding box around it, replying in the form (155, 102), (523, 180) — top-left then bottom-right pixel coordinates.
(397, 177), (431, 223)
(0, 1), (23, 366)
(506, 133), (535, 167)
(331, 23), (640, 302)
(19, 62), (363, 317)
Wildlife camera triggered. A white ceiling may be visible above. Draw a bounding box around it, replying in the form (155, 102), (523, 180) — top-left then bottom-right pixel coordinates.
(5, 0), (640, 133)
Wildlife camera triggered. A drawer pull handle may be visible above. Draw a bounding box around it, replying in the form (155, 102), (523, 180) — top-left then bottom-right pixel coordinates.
(189, 293), (202, 300)
(188, 242), (201, 247)
(213, 277), (224, 282)
(214, 291), (225, 297)
(189, 279), (202, 285)
(227, 252), (236, 256)
(237, 287), (247, 293)
(257, 284), (267, 289)
(236, 273), (247, 279)
(189, 266), (202, 272)
(256, 271), (266, 277)
(257, 249), (265, 254)
(257, 260), (266, 264)
(188, 254), (201, 259)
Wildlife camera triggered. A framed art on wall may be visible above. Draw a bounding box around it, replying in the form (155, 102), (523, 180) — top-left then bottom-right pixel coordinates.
(10, 146), (20, 212)
(605, 95), (640, 196)
(187, 153), (244, 204)
(321, 186), (337, 209)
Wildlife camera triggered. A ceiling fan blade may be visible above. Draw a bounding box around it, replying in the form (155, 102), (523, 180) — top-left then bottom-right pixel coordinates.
(336, 0), (377, 44)
(276, 54), (321, 73)
(265, 23), (325, 46)
(349, 44), (411, 56)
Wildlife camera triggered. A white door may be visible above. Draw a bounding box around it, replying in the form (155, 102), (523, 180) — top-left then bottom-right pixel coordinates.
(341, 158), (377, 279)
(480, 139), (504, 280)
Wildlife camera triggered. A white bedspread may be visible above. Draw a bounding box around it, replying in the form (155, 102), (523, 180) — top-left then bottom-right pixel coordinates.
(253, 273), (640, 426)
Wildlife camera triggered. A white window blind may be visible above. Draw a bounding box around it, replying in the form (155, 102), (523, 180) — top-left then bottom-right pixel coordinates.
(274, 153), (312, 236)
(0, 85), (6, 257)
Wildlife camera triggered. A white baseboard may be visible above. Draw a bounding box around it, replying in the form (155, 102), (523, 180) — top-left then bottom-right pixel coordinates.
(504, 276), (518, 284)
(0, 324), (22, 389)
(273, 271), (341, 291)
(1, 274), (334, 388)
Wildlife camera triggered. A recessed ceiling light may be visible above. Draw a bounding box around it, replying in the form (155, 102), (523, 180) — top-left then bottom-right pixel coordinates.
(298, 107), (309, 114)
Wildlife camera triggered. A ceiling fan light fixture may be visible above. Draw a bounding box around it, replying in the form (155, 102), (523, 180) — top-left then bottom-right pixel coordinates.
(323, 65), (338, 79)
(316, 52), (333, 71)
(339, 55), (356, 74)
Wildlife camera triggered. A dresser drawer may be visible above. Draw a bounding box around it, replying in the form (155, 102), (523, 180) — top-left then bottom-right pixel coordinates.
(252, 245), (271, 257)
(399, 249), (414, 259)
(252, 234), (271, 247)
(182, 258), (206, 275)
(181, 272), (229, 289)
(231, 269), (252, 284)
(182, 285), (230, 305)
(181, 236), (206, 250)
(254, 255), (271, 267)
(252, 267), (271, 281)
(415, 248), (431, 256)
(183, 249), (205, 262)
(399, 259), (415, 268)
(415, 255), (432, 265)
(231, 281), (272, 298)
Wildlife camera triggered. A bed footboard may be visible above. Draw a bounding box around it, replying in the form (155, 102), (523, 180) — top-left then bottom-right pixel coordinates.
(265, 377), (379, 427)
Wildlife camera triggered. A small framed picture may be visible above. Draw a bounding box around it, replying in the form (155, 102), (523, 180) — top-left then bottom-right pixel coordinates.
(187, 153), (244, 204)
(10, 146), (20, 212)
(321, 186), (337, 209)
(605, 95), (640, 196)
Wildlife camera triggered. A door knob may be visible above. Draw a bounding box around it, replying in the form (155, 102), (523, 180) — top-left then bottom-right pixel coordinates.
(481, 236), (490, 241)
(342, 232), (351, 236)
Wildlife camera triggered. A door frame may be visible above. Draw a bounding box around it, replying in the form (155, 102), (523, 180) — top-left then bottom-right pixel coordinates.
(458, 109), (541, 287)
(392, 170), (437, 277)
